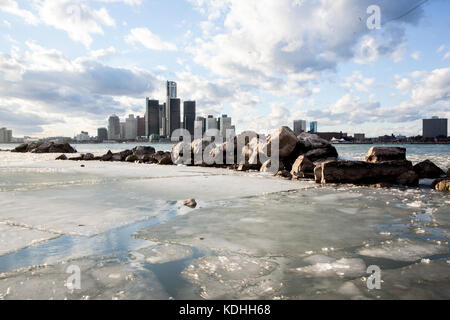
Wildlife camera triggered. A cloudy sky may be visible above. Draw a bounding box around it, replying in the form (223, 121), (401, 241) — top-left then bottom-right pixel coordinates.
(0, 0), (449, 138)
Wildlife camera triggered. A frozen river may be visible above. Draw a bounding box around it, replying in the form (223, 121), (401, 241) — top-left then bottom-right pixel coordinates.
(0, 144), (449, 300)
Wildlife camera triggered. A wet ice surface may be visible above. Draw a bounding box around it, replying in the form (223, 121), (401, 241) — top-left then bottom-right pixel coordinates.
(0, 147), (449, 299)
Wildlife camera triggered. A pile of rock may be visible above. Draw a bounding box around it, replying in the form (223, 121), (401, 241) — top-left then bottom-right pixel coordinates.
(18, 125), (444, 192)
(61, 146), (173, 166)
(12, 142), (77, 154)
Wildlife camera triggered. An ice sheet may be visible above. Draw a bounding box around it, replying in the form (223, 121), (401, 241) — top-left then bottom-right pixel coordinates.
(0, 223), (58, 257)
(0, 256), (169, 300)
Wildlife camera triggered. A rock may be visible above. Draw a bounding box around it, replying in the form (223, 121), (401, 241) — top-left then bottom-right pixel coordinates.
(396, 170), (419, 187)
(291, 155), (315, 179)
(13, 142), (76, 153)
(183, 199), (197, 208)
(83, 153), (95, 161)
(68, 156), (83, 161)
(316, 160), (415, 186)
(447, 167), (450, 177)
(132, 146), (156, 158)
(191, 138), (213, 165)
(297, 133), (330, 149)
(12, 143), (28, 153)
(31, 142), (52, 153)
(55, 154), (67, 160)
(413, 160), (445, 179)
(100, 150), (113, 161)
(111, 153), (123, 162)
(155, 152), (173, 165)
(365, 147), (406, 163)
(304, 145), (338, 162)
(434, 178), (450, 192)
(266, 126), (298, 159)
(119, 150), (133, 161)
(125, 154), (138, 162)
(260, 159), (284, 174)
(276, 170), (292, 179)
(171, 141), (193, 165)
(142, 154), (158, 164)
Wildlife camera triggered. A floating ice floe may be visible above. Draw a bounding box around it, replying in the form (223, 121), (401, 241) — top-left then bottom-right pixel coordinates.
(181, 255), (280, 299)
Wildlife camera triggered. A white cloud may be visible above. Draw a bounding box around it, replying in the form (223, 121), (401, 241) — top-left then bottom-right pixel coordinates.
(125, 27), (177, 51)
(341, 71), (375, 93)
(90, 46), (117, 58)
(0, 43), (161, 136)
(35, 0), (115, 47)
(0, 0), (39, 24)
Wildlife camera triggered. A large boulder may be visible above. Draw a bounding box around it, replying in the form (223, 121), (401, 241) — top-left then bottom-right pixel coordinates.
(100, 150), (113, 161)
(191, 138), (213, 165)
(12, 143), (28, 153)
(260, 159), (283, 175)
(13, 142), (77, 153)
(413, 160), (445, 179)
(171, 141), (192, 165)
(132, 146), (156, 158)
(297, 133), (330, 149)
(396, 170), (419, 187)
(153, 151), (173, 165)
(316, 160), (416, 186)
(291, 155), (314, 179)
(83, 153), (95, 161)
(304, 145), (338, 162)
(266, 126), (298, 159)
(125, 154), (138, 162)
(365, 147), (406, 163)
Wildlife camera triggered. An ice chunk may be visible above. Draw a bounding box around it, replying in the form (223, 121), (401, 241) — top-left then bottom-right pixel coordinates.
(138, 244), (193, 264)
(182, 255), (280, 299)
(294, 258), (366, 278)
(357, 239), (448, 262)
(0, 223), (58, 257)
(0, 256), (169, 300)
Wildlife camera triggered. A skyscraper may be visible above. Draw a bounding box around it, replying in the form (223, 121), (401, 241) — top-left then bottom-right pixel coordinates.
(145, 98), (160, 137)
(136, 116), (146, 137)
(195, 116), (206, 135)
(169, 98), (181, 136)
(183, 101), (196, 136)
(125, 114), (138, 140)
(107, 115), (120, 140)
(206, 115), (218, 131)
(310, 121), (318, 133)
(97, 128), (108, 142)
(165, 81), (177, 136)
(0, 127), (12, 143)
(293, 120), (307, 135)
(423, 117), (448, 138)
(159, 103), (166, 136)
(219, 114), (233, 139)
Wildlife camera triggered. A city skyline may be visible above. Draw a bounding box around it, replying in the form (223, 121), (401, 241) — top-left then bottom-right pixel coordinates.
(0, 1), (449, 138)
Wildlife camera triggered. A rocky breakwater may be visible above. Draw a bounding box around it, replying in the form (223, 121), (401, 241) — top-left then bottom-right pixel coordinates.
(61, 146), (173, 165)
(12, 142), (77, 154)
(314, 147), (447, 189)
